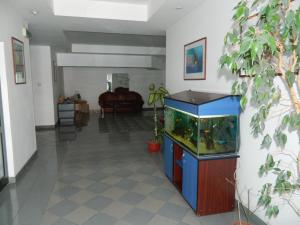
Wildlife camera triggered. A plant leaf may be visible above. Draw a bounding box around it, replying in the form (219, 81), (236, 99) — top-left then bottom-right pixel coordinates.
(252, 0), (259, 7)
(285, 10), (295, 27)
(266, 154), (275, 171)
(261, 134), (272, 149)
(240, 38), (252, 54)
(274, 129), (287, 148)
(158, 87), (168, 95)
(281, 114), (290, 129)
(154, 92), (160, 103)
(148, 93), (155, 105)
(233, 3), (248, 21)
(296, 9), (300, 31)
(286, 71), (295, 87)
(266, 205), (279, 218)
(265, 33), (277, 53)
(240, 95), (248, 110)
(149, 83), (155, 91)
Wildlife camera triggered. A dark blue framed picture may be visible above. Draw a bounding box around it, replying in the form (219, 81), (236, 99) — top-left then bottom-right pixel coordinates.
(184, 37), (207, 80)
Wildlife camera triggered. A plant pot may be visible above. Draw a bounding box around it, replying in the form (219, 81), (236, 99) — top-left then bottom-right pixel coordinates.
(231, 221), (251, 225)
(147, 141), (161, 153)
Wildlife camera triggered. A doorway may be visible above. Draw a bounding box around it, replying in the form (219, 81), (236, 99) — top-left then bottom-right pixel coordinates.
(107, 73), (129, 92)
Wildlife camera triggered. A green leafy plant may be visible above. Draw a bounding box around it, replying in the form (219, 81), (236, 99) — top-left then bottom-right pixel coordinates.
(220, 0), (300, 218)
(148, 84), (169, 143)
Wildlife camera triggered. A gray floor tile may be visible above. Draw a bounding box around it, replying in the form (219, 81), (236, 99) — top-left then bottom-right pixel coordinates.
(119, 192), (145, 205)
(138, 166), (156, 175)
(123, 208), (154, 225)
(48, 200), (78, 217)
(86, 182), (110, 194)
(144, 176), (164, 186)
(147, 215), (179, 225)
(196, 212), (237, 225)
(83, 213), (117, 225)
(150, 188), (175, 201)
(85, 196), (113, 211)
(116, 179), (137, 190)
(51, 218), (78, 225)
(158, 203), (189, 222)
(114, 169), (133, 178)
(86, 172), (108, 181)
(59, 175), (82, 184)
(55, 186), (81, 198)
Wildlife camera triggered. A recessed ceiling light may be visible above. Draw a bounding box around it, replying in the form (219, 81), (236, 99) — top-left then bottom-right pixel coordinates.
(31, 10), (39, 15)
(175, 6), (183, 10)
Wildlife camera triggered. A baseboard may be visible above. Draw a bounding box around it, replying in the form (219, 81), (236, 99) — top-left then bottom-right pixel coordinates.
(35, 125), (56, 131)
(8, 177), (16, 183)
(0, 177), (9, 191)
(9, 150), (38, 184)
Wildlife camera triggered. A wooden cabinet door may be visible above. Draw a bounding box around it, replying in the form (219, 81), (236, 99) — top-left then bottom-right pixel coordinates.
(163, 136), (173, 181)
(197, 158), (236, 215)
(182, 150), (198, 211)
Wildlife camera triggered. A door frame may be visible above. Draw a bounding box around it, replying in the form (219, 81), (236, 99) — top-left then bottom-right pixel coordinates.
(0, 42), (8, 191)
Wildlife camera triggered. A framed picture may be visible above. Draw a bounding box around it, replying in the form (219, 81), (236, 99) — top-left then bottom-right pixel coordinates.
(11, 37), (26, 84)
(184, 37), (207, 80)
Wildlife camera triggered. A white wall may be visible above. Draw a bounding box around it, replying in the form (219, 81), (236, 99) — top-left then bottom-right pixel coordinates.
(57, 53), (153, 68)
(30, 46), (56, 126)
(63, 67), (165, 110)
(51, 49), (64, 123)
(57, 53), (165, 70)
(166, 0), (300, 224)
(0, 2), (36, 177)
(72, 44), (166, 55)
(30, 46), (65, 126)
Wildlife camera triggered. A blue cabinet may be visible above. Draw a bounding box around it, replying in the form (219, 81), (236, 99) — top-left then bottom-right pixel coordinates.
(182, 150), (198, 211)
(164, 136), (173, 181)
(163, 91), (240, 215)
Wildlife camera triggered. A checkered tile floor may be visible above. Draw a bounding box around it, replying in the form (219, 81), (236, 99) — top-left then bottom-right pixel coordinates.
(36, 113), (242, 225)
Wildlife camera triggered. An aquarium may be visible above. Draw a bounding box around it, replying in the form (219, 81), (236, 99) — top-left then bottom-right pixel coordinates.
(164, 91), (241, 156)
(165, 107), (239, 155)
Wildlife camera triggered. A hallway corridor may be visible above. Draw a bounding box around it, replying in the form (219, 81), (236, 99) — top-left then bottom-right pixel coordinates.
(0, 113), (244, 225)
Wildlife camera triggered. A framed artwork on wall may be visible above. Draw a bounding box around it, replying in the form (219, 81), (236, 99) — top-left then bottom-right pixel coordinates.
(184, 37), (207, 80)
(11, 37), (26, 84)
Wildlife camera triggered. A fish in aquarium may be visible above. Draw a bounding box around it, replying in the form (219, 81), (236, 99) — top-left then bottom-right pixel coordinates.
(165, 106), (239, 155)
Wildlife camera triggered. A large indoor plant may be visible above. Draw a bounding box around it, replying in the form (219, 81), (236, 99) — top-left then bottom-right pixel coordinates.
(220, 0), (300, 219)
(147, 84), (168, 152)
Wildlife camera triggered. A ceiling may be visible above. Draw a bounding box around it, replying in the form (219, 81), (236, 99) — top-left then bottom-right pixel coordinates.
(93, 0), (149, 4)
(8, 0), (205, 51)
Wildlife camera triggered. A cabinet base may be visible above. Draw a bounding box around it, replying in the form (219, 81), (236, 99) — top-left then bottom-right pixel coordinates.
(196, 158), (236, 216)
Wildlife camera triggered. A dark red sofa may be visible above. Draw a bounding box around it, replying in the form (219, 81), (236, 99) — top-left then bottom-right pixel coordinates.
(98, 87), (144, 116)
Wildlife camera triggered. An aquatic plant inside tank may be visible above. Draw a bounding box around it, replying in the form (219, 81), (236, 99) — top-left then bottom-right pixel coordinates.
(165, 107), (198, 154)
(199, 116), (238, 154)
(164, 106), (239, 155)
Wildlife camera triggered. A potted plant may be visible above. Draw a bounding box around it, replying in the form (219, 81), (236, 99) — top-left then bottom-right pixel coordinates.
(220, 0), (300, 219)
(147, 83), (169, 153)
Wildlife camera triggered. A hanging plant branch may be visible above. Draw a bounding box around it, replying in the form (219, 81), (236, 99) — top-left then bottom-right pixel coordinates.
(220, 0), (300, 219)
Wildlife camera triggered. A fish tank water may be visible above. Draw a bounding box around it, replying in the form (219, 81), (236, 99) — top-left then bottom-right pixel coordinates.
(164, 91), (241, 156)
